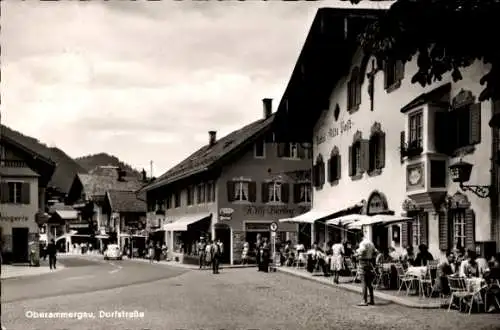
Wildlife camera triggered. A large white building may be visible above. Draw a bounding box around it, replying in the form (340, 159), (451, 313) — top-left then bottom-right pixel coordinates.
(275, 7), (499, 259)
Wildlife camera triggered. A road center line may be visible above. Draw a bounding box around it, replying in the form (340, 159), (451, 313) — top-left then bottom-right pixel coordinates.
(66, 275), (95, 281)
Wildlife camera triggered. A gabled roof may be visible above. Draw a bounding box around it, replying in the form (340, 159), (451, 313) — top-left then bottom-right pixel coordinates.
(77, 173), (143, 199)
(1, 125), (87, 193)
(106, 190), (146, 213)
(273, 7), (389, 142)
(142, 114), (275, 192)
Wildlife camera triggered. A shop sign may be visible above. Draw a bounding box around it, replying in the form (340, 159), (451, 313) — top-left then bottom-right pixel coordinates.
(315, 119), (353, 145)
(219, 208), (234, 221)
(244, 206), (307, 217)
(0, 216), (29, 222)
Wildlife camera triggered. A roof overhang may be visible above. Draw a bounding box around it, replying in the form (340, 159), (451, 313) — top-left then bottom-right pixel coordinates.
(273, 7), (387, 143)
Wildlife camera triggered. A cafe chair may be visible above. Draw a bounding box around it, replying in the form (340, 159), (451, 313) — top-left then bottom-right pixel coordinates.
(396, 263), (415, 296)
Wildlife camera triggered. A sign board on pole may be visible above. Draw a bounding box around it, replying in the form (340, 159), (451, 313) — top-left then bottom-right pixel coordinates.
(271, 231), (276, 238)
(269, 222), (278, 232)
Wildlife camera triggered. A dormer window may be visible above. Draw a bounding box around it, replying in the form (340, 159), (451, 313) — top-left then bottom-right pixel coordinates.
(347, 66), (361, 113)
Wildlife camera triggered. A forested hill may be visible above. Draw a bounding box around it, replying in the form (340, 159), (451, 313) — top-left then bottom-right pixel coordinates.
(75, 153), (142, 178)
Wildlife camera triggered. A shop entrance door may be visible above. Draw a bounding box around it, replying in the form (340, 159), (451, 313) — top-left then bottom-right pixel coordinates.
(12, 227), (29, 263)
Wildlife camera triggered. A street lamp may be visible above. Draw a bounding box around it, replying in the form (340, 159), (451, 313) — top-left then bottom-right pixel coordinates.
(448, 160), (491, 198)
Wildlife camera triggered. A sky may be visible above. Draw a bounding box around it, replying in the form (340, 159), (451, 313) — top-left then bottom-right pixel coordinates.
(1, 0), (390, 177)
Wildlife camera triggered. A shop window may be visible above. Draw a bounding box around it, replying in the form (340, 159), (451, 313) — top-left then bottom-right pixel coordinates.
(347, 66), (361, 113)
(174, 191), (181, 208)
(327, 147), (341, 185)
(197, 184), (206, 204)
(186, 186), (195, 206)
(312, 154), (325, 189)
(293, 183), (311, 204)
(0, 181), (29, 204)
(227, 179), (256, 203)
(254, 138), (265, 158)
(368, 122), (386, 175)
(384, 59), (404, 92)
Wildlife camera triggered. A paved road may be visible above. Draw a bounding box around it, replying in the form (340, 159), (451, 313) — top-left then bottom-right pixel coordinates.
(2, 258), (499, 330)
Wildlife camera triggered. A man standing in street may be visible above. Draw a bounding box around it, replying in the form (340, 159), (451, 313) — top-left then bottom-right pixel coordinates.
(47, 239), (57, 270)
(211, 240), (220, 274)
(198, 238), (207, 269)
(354, 235), (378, 306)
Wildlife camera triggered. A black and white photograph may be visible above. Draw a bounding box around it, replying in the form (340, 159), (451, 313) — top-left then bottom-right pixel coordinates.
(1, 0), (500, 329)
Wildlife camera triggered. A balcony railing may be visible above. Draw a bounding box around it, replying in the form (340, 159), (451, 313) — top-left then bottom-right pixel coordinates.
(0, 159), (28, 167)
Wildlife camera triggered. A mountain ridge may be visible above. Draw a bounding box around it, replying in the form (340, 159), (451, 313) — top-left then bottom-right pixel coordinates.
(75, 153), (142, 178)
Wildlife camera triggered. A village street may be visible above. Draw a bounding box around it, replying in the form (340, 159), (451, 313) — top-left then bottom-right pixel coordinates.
(2, 258), (499, 330)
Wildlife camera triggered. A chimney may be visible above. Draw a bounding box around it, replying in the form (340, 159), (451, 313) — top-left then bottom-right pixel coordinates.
(208, 131), (217, 146)
(262, 98), (273, 119)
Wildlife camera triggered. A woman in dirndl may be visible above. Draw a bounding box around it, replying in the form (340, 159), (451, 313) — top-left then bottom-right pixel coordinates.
(330, 239), (345, 284)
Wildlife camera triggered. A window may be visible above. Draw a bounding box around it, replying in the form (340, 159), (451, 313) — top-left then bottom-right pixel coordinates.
(197, 184), (206, 204)
(349, 142), (361, 176)
(451, 210), (466, 249)
(186, 186), (195, 206)
(277, 142), (303, 159)
(254, 138), (265, 158)
(368, 129), (386, 174)
(384, 59), (404, 91)
(312, 155), (325, 188)
(327, 149), (341, 184)
(206, 182), (215, 203)
(147, 199), (156, 212)
(0, 181), (29, 204)
(268, 181), (282, 202)
(409, 111), (423, 149)
(174, 191), (181, 208)
(293, 183), (312, 203)
(347, 67), (361, 112)
(166, 195), (172, 209)
(411, 212), (428, 247)
(227, 179), (256, 203)
(430, 160), (446, 188)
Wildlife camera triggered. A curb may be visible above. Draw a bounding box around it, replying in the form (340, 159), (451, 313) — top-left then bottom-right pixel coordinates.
(125, 258), (257, 270)
(1, 265), (66, 280)
(277, 267), (441, 309)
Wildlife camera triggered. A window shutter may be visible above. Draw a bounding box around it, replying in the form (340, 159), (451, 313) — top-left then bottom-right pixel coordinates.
(21, 182), (30, 204)
(335, 155), (341, 180)
(469, 103), (481, 144)
(395, 60), (405, 81)
(438, 211), (449, 251)
(401, 222), (409, 248)
(293, 184), (301, 203)
(297, 144), (305, 159)
(348, 146), (354, 176)
(464, 209), (476, 250)
(383, 61), (389, 89)
(0, 182), (9, 203)
(327, 158), (332, 183)
(277, 143), (286, 157)
(281, 183), (289, 203)
(400, 130), (406, 152)
(419, 213), (429, 246)
(319, 161), (326, 186)
(261, 182), (269, 203)
(360, 139), (370, 174)
(355, 83), (361, 106)
(226, 181), (235, 202)
(248, 182), (257, 203)
(377, 132), (386, 169)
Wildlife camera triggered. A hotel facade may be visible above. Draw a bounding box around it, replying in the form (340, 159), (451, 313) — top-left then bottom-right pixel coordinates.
(274, 8), (499, 259)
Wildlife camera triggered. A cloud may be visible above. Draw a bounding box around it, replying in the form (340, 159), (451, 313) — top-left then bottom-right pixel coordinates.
(1, 0), (332, 175)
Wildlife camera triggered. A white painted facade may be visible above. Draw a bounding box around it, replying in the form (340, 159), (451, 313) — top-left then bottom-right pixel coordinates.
(311, 48), (495, 260)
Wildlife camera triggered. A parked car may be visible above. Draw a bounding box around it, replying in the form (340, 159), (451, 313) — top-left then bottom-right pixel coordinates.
(104, 244), (122, 260)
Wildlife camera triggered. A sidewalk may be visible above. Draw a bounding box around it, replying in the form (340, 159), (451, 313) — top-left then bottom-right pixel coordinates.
(1, 264), (65, 279)
(278, 266), (442, 309)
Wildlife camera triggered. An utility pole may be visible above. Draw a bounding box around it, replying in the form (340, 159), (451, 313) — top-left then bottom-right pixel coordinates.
(150, 160), (153, 179)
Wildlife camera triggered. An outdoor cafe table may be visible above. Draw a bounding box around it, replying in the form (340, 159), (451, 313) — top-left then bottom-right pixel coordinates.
(406, 266), (427, 278)
(465, 277), (486, 292)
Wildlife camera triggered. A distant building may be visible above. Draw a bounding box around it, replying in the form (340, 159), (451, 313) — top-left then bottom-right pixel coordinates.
(140, 99), (312, 265)
(0, 125), (56, 263)
(274, 7), (499, 258)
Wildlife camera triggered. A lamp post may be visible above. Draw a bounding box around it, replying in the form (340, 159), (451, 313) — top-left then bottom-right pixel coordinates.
(448, 160), (492, 198)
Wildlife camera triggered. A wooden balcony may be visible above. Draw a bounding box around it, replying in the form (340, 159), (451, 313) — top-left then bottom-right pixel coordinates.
(0, 159), (28, 167)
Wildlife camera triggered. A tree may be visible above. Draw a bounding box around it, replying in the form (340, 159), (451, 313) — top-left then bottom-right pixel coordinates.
(345, 0), (500, 101)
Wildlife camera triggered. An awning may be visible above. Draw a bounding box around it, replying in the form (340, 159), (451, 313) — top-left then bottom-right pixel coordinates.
(55, 210), (78, 220)
(164, 213), (211, 231)
(96, 234), (109, 239)
(326, 214), (371, 226)
(347, 214), (412, 229)
(279, 210), (333, 224)
(152, 228), (165, 233)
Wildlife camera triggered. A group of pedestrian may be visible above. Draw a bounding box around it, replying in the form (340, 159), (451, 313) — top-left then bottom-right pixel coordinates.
(198, 238), (224, 274)
(148, 242), (165, 263)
